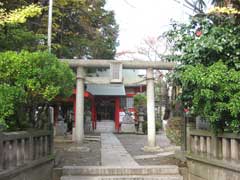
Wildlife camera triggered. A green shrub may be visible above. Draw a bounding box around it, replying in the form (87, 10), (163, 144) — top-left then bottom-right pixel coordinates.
(165, 12), (240, 134)
(0, 51), (75, 130)
(166, 116), (183, 146)
(142, 120), (161, 134)
(134, 94), (147, 110)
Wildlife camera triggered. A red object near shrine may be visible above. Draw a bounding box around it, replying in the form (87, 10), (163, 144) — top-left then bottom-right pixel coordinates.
(195, 30), (202, 37)
(54, 85), (146, 133)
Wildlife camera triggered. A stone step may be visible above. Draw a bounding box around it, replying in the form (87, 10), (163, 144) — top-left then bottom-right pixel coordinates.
(61, 175), (183, 180)
(95, 121), (115, 133)
(62, 166), (180, 176)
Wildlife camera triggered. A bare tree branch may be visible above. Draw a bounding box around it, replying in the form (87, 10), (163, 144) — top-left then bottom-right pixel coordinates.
(123, 0), (136, 8)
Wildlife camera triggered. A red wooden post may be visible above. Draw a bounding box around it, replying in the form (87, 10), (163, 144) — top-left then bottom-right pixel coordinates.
(91, 100), (97, 129)
(91, 102), (94, 129)
(115, 97), (120, 130)
(94, 105), (97, 129)
(53, 105), (59, 126)
(73, 95), (76, 128)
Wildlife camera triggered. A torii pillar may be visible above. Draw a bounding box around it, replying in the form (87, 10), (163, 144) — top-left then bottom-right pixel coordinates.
(144, 68), (161, 151)
(147, 68), (156, 147)
(75, 67), (85, 143)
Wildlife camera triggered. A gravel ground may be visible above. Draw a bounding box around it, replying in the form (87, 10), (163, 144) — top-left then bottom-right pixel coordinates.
(53, 132), (186, 180)
(116, 132), (184, 166)
(54, 133), (101, 167)
(54, 132), (184, 167)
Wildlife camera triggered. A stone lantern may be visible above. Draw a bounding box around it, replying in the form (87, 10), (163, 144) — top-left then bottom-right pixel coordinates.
(138, 107), (145, 134)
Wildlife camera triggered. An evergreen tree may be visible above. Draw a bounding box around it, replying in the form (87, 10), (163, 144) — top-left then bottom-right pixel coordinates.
(0, 0), (119, 59)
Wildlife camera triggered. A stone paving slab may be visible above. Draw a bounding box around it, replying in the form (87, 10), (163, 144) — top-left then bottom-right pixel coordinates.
(61, 175), (183, 180)
(101, 133), (139, 167)
(62, 165), (180, 176)
(134, 152), (175, 160)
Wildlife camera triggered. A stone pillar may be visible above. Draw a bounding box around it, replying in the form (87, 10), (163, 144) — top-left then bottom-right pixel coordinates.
(146, 68), (156, 147)
(200, 136), (206, 153)
(49, 107), (54, 129)
(16, 139), (22, 166)
(218, 138), (223, 159)
(5, 141), (10, 168)
(206, 137), (211, 156)
(53, 105), (59, 136)
(0, 133), (3, 170)
(138, 111), (144, 134)
(211, 136), (218, 158)
(20, 139), (25, 164)
(222, 138), (230, 160)
(194, 136), (199, 153)
(231, 139), (239, 161)
(161, 106), (166, 131)
(75, 67), (85, 143)
(186, 122), (195, 152)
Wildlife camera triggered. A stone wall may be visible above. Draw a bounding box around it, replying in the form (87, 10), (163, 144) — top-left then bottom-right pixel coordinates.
(0, 158), (54, 180)
(0, 131), (54, 180)
(187, 156), (240, 180)
(186, 129), (240, 180)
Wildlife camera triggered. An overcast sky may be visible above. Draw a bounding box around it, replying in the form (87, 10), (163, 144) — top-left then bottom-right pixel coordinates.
(105, 0), (192, 54)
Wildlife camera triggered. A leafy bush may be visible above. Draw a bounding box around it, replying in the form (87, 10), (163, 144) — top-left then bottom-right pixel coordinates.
(134, 94), (147, 110)
(180, 62), (240, 133)
(142, 120), (161, 134)
(0, 51), (75, 130)
(166, 117), (183, 146)
(0, 85), (23, 130)
(165, 9), (240, 133)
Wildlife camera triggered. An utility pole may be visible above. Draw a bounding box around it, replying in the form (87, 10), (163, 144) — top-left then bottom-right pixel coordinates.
(47, 0), (54, 136)
(48, 0), (53, 53)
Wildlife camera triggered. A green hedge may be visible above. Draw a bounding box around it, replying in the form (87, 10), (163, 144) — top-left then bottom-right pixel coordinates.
(142, 120), (161, 134)
(166, 116), (183, 146)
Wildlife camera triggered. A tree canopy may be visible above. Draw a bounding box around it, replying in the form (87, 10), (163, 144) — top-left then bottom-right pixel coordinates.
(165, 7), (240, 133)
(0, 51), (75, 130)
(177, 0), (240, 13)
(0, 1), (120, 131)
(0, 0), (121, 132)
(0, 4), (42, 25)
(0, 0), (119, 59)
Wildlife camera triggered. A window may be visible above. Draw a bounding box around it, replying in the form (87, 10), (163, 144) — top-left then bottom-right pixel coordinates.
(110, 63), (122, 83)
(120, 97), (126, 109)
(126, 88), (134, 94)
(120, 97), (134, 109)
(126, 97), (134, 108)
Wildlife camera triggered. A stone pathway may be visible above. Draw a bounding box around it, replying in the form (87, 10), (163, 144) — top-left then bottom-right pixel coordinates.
(116, 133), (182, 166)
(101, 133), (139, 167)
(57, 133), (183, 180)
